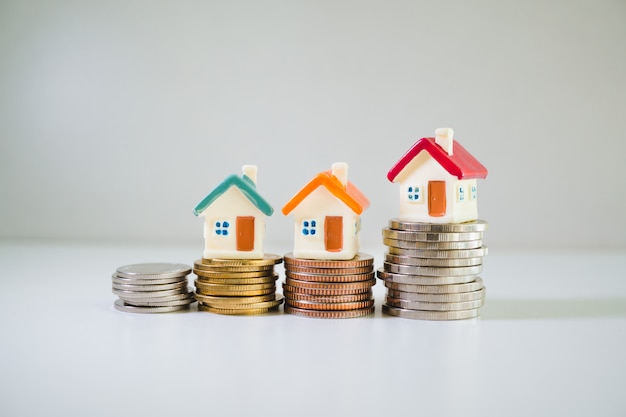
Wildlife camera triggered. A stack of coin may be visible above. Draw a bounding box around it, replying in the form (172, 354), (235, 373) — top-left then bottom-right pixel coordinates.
(378, 219), (488, 320)
(282, 253), (376, 318)
(193, 255), (284, 315)
(112, 263), (195, 313)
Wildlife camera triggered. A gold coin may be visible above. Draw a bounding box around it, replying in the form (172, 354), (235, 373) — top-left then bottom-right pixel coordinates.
(197, 254), (283, 267)
(193, 269), (274, 278)
(194, 280), (275, 292)
(286, 299), (374, 311)
(285, 271), (375, 283)
(195, 287), (275, 297)
(199, 294), (284, 310)
(196, 274), (278, 285)
(283, 253), (374, 268)
(193, 261), (275, 273)
(198, 305), (281, 315)
(194, 292), (276, 305)
(284, 305), (375, 318)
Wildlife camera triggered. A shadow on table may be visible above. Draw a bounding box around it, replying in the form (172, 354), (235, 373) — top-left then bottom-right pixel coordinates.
(482, 298), (626, 320)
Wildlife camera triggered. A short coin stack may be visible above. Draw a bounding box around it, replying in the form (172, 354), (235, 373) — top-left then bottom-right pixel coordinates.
(282, 253), (376, 318)
(193, 255), (284, 315)
(378, 219), (488, 320)
(112, 263), (195, 313)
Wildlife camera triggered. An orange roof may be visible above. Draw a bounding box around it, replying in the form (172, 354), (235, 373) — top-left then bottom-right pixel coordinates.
(282, 171), (370, 216)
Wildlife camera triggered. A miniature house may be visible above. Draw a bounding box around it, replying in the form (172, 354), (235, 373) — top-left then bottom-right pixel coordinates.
(387, 128), (488, 224)
(282, 162), (370, 260)
(193, 165), (273, 259)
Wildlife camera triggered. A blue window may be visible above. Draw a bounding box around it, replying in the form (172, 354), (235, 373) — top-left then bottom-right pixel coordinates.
(302, 219), (317, 236)
(407, 185), (422, 202)
(470, 185), (477, 200)
(215, 221), (230, 236)
(458, 185), (465, 202)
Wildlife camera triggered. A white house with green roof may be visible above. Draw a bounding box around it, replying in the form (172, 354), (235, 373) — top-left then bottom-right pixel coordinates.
(193, 165), (273, 259)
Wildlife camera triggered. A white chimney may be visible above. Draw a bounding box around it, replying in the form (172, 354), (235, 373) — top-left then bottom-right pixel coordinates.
(331, 162), (348, 188)
(435, 128), (454, 155)
(242, 165), (257, 184)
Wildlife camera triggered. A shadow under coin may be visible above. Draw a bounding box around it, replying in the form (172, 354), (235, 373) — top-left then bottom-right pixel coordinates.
(482, 298), (626, 320)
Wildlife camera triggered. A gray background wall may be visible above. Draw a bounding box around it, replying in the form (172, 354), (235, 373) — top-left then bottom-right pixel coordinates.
(1, 0), (625, 249)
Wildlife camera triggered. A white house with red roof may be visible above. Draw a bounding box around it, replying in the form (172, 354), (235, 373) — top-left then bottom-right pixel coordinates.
(387, 128), (488, 224)
(282, 162), (370, 260)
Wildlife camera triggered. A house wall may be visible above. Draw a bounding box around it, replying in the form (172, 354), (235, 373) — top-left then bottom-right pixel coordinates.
(395, 153), (479, 223)
(289, 187), (361, 260)
(199, 186), (266, 259)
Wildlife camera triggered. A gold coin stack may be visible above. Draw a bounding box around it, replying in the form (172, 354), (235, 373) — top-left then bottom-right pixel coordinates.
(282, 253), (376, 318)
(378, 219), (488, 320)
(193, 255), (284, 315)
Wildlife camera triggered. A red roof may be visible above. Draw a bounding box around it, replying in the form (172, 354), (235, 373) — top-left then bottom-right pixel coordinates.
(387, 137), (488, 182)
(282, 171), (370, 216)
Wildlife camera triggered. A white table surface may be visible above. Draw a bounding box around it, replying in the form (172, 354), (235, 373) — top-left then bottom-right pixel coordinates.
(1, 240), (625, 417)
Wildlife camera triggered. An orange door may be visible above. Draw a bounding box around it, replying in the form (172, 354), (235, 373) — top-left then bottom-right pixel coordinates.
(324, 216), (343, 252)
(236, 216), (255, 251)
(428, 181), (446, 217)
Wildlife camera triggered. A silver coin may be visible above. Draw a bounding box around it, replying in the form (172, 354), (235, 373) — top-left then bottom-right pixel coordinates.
(387, 246), (489, 259)
(384, 253), (483, 267)
(119, 292), (193, 304)
(112, 274), (187, 285)
(386, 296), (485, 311)
(389, 219), (488, 232)
(112, 287), (189, 298)
(114, 299), (191, 314)
(123, 296), (196, 307)
(377, 268), (477, 285)
(115, 263), (191, 279)
(383, 238), (483, 250)
(383, 262), (482, 277)
(382, 304), (481, 320)
(112, 281), (188, 292)
(383, 278), (484, 294)
(387, 287), (486, 302)
(382, 228), (483, 242)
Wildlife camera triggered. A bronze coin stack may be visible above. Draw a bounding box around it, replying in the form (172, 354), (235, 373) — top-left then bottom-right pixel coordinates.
(193, 255), (284, 315)
(377, 219), (488, 320)
(282, 253), (376, 318)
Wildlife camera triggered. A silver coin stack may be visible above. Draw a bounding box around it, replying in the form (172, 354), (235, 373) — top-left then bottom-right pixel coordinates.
(112, 263), (196, 313)
(377, 219), (488, 320)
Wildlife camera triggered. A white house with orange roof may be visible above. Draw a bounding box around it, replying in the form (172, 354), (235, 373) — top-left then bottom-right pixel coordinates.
(282, 162), (370, 260)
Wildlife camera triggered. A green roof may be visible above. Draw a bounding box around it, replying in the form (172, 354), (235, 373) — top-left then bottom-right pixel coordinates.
(193, 174), (274, 216)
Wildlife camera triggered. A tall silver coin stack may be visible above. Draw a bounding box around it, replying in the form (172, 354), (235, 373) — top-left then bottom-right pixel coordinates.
(377, 219), (488, 320)
(112, 263), (196, 313)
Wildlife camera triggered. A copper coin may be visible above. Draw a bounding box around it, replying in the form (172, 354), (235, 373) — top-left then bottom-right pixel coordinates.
(285, 265), (373, 275)
(283, 253), (374, 268)
(286, 299), (375, 311)
(282, 283), (371, 296)
(282, 290), (373, 303)
(285, 271), (375, 283)
(285, 277), (376, 290)
(284, 305), (375, 318)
